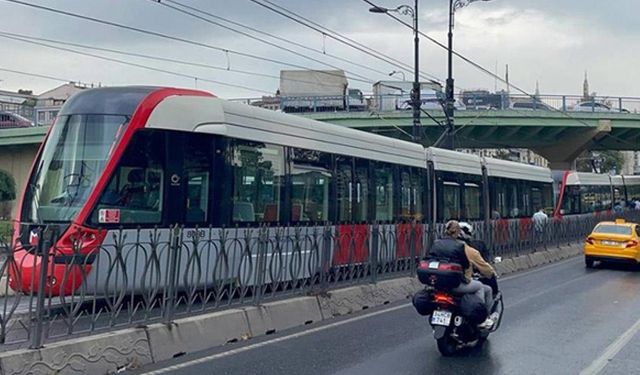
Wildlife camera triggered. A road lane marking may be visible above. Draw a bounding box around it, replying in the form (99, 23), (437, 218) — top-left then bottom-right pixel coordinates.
(140, 303), (411, 374)
(140, 254), (582, 374)
(579, 316), (640, 375)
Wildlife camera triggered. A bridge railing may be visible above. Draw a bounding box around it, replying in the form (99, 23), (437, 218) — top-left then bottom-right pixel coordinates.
(229, 93), (640, 115)
(0, 212), (638, 348)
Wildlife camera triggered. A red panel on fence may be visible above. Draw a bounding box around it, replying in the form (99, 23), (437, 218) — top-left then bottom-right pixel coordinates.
(520, 217), (532, 240)
(396, 223), (423, 258)
(333, 224), (369, 266)
(494, 219), (509, 246)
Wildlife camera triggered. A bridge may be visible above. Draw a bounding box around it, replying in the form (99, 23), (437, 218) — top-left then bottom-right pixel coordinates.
(302, 109), (640, 169)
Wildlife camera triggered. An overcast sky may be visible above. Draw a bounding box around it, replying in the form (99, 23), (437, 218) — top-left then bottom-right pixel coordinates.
(0, 0), (638, 99)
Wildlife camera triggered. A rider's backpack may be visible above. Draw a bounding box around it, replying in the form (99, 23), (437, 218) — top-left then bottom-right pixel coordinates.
(459, 293), (488, 325)
(412, 288), (435, 316)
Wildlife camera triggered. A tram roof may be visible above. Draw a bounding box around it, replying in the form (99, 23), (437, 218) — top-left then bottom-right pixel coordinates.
(624, 175), (640, 186)
(565, 172), (611, 186)
(483, 157), (553, 183)
(611, 175), (624, 186)
(426, 147), (482, 176)
(146, 96), (426, 168)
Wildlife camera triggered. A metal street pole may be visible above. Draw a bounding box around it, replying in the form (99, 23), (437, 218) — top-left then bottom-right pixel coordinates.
(444, 0), (455, 150)
(444, 0), (492, 150)
(370, 2), (421, 144)
(412, 0), (421, 144)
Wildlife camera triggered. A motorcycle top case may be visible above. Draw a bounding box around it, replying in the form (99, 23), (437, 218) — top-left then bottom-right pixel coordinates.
(417, 260), (464, 290)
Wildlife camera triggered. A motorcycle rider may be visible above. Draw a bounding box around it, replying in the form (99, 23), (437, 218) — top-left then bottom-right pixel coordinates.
(429, 220), (498, 329)
(458, 222), (500, 296)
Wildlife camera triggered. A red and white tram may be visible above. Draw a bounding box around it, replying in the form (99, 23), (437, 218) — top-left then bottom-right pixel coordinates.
(10, 86), (637, 296)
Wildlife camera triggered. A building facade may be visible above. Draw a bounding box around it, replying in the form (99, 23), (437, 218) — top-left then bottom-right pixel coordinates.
(458, 148), (549, 168)
(0, 89), (36, 122)
(35, 82), (89, 126)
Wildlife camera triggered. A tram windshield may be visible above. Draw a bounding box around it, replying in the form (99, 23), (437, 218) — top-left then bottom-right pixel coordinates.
(23, 114), (128, 223)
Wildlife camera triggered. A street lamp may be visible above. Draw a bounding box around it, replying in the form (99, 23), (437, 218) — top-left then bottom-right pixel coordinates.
(443, 0), (492, 149)
(370, 1), (421, 143)
(389, 70), (406, 81)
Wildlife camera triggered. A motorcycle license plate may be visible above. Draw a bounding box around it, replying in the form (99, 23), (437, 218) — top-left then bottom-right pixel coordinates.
(431, 310), (452, 326)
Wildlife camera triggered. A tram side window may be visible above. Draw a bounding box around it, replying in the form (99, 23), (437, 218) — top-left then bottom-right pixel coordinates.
(184, 135), (212, 223)
(411, 169), (424, 222)
(91, 130), (164, 225)
(400, 169), (412, 221)
(464, 183), (481, 220)
(230, 141), (284, 223)
(336, 157), (353, 222)
(508, 183), (520, 218)
(531, 187), (543, 212)
(443, 182), (461, 220)
(562, 185), (581, 214)
(290, 148), (332, 222)
(354, 160), (370, 222)
(374, 163), (394, 222)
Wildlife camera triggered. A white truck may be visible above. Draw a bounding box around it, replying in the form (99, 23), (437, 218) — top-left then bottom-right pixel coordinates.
(280, 70), (349, 112)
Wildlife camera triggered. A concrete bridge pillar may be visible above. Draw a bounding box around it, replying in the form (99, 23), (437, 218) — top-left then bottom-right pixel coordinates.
(533, 119), (612, 170)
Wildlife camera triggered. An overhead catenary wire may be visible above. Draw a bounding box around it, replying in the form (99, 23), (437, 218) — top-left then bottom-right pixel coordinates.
(0, 30), (366, 90)
(360, 0), (634, 149)
(0, 0), (375, 85)
(249, 0), (443, 85)
(0, 66), (75, 83)
(157, 0), (396, 82)
(0, 33), (272, 94)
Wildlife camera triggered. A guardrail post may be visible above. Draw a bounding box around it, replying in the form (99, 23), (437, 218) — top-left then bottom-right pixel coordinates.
(619, 97), (623, 112)
(254, 226), (268, 305)
(320, 225), (332, 292)
(163, 225), (181, 324)
(370, 224), (379, 284)
(30, 227), (52, 349)
(562, 96), (566, 111)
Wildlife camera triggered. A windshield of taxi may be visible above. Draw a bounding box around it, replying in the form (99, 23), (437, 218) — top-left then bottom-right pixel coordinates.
(593, 225), (632, 235)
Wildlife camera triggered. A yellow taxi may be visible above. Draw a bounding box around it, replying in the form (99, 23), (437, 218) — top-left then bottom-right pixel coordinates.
(584, 219), (640, 268)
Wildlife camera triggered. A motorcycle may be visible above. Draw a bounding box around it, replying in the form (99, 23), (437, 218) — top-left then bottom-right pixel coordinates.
(415, 260), (504, 356)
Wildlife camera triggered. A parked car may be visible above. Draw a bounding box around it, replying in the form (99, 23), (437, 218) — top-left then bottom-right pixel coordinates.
(510, 100), (555, 111)
(0, 111), (33, 129)
(398, 98), (466, 111)
(570, 101), (618, 113)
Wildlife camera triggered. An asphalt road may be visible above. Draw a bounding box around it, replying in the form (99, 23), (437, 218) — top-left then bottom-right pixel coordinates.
(132, 257), (640, 375)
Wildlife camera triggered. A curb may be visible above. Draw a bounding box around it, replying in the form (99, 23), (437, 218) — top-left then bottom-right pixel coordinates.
(0, 243), (583, 374)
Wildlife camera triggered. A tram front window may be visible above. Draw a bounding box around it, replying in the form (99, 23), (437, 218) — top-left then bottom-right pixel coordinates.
(23, 114), (128, 222)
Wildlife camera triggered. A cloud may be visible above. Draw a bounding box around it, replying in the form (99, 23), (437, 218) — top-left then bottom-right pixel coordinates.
(0, 0), (638, 100)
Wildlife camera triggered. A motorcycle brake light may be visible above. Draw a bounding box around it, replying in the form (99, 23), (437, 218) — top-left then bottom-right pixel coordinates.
(438, 263), (462, 272)
(433, 292), (455, 305)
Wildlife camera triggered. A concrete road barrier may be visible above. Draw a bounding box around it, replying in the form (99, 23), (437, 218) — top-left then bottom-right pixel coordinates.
(243, 296), (323, 337)
(146, 308), (250, 363)
(0, 328), (152, 375)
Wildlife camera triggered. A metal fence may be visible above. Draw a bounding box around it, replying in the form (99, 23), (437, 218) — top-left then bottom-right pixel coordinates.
(229, 93), (640, 114)
(0, 213), (638, 349)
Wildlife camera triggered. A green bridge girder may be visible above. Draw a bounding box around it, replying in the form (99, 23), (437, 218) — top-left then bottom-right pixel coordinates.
(301, 110), (640, 151)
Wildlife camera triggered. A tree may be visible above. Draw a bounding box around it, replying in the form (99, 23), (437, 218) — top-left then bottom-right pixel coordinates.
(0, 170), (16, 220)
(575, 151), (624, 174)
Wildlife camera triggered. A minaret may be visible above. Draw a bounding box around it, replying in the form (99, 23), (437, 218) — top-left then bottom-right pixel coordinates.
(583, 71), (589, 100)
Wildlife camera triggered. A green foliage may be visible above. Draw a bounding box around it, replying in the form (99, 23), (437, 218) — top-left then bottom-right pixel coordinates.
(0, 221), (11, 239)
(576, 151), (624, 174)
(0, 170), (16, 202)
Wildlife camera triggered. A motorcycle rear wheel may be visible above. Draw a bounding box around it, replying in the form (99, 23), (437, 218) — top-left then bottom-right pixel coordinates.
(437, 336), (458, 356)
